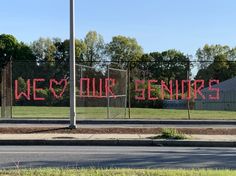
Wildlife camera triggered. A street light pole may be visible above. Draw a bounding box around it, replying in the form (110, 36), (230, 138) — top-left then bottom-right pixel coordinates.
(69, 0), (77, 128)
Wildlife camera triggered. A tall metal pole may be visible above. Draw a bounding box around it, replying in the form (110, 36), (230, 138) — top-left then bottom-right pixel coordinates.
(69, 0), (77, 128)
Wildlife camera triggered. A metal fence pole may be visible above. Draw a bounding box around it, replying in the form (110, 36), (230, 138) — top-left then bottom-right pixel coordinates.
(187, 61), (191, 120)
(10, 59), (13, 119)
(107, 64), (110, 119)
(128, 62), (131, 119)
(124, 69), (128, 118)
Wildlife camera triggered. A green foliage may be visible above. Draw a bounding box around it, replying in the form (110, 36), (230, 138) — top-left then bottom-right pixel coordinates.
(196, 44), (231, 69)
(159, 128), (187, 140)
(136, 50), (191, 83)
(0, 34), (18, 56)
(83, 31), (105, 66)
(54, 38), (86, 64)
(106, 35), (143, 69)
(196, 44), (236, 71)
(195, 54), (236, 83)
(15, 42), (36, 61)
(30, 37), (57, 64)
(0, 34), (18, 69)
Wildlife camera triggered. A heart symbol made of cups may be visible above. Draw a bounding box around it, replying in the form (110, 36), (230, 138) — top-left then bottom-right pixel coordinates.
(49, 79), (68, 99)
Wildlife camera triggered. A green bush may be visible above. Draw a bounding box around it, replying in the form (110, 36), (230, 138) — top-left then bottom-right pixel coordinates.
(160, 128), (187, 140)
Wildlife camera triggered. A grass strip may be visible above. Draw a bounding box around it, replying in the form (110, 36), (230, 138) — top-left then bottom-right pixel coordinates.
(0, 168), (236, 176)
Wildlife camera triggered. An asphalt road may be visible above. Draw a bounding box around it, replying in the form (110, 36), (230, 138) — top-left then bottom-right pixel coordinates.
(0, 146), (235, 169)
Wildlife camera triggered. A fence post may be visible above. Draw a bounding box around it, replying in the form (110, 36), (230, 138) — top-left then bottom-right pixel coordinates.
(128, 61), (131, 119)
(124, 68), (128, 118)
(187, 61), (191, 120)
(10, 59), (13, 119)
(107, 64), (110, 119)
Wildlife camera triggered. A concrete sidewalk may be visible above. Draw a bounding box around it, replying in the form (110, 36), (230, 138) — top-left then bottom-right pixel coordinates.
(0, 133), (236, 141)
(0, 119), (236, 147)
(0, 133), (236, 147)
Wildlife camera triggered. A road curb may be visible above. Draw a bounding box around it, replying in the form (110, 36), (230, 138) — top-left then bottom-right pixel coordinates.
(0, 139), (235, 147)
(1, 119), (236, 125)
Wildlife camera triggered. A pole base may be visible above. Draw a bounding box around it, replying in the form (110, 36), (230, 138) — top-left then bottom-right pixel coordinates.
(69, 124), (77, 129)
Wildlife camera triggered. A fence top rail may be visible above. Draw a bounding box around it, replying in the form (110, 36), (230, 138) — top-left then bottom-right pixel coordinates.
(75, 64), (95, 69)
(12, 60), (236, 63)
(109, 67), (127, 72)
(76, 63), (127, 72)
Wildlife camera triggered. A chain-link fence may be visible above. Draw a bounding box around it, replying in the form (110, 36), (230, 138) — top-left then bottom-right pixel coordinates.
(11, 60), (70, 119)
(76, 63), (127, 119)
(1, 60), (236, 120)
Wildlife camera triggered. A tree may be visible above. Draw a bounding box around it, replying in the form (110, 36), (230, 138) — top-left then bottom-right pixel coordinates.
(83, 31), (105, 66)
(12, 42), (37, 80)
(0, 34), (18, 68)
(15, 42), (35, 61)
(136, 53), (155, 80)
(54, 39), (86, 64)
(53, 39), (86, 78)
(228, 61), (236, 78)
(106, 35), (143, 69)
(161, 50), (191, 82)
(141, 50), (191, 83)
(195, 54), (236, 83)
(0, 34), (36, 80)
(30, 37), (57, 64)
(196, 44), (231, 69)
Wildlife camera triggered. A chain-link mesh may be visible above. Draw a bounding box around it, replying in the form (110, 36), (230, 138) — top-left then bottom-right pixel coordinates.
(76, 64), (127, 119)
(0, 59), (236, 120)
(108, 67), (127, 118)
(76, 64), (107, 119)
(11, 61), (69, 119)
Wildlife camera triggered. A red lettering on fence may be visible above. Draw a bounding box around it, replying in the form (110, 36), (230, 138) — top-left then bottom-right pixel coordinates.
(49, 79), (68, 99)
(135, 80), (145, 100)
(33, 79), (45, 101)
(194, 80), (205, 99)
(209, 80), (220, 100)
(175, 80), (179, 100)
(181, 80), (191, 100)
(15, 79), (31, 100)
(80, 78), (90, 97)
(161, 80), (173, 100)
(148, 80), (158, 100)
(92, 78), (103, 98)
(105, 78), (116, 98)
(14, 78), (220, 102)
(134, 79), (220, 101)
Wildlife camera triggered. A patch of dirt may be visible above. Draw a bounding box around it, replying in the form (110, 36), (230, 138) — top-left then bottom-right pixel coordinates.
(0, 127), (236, 135)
